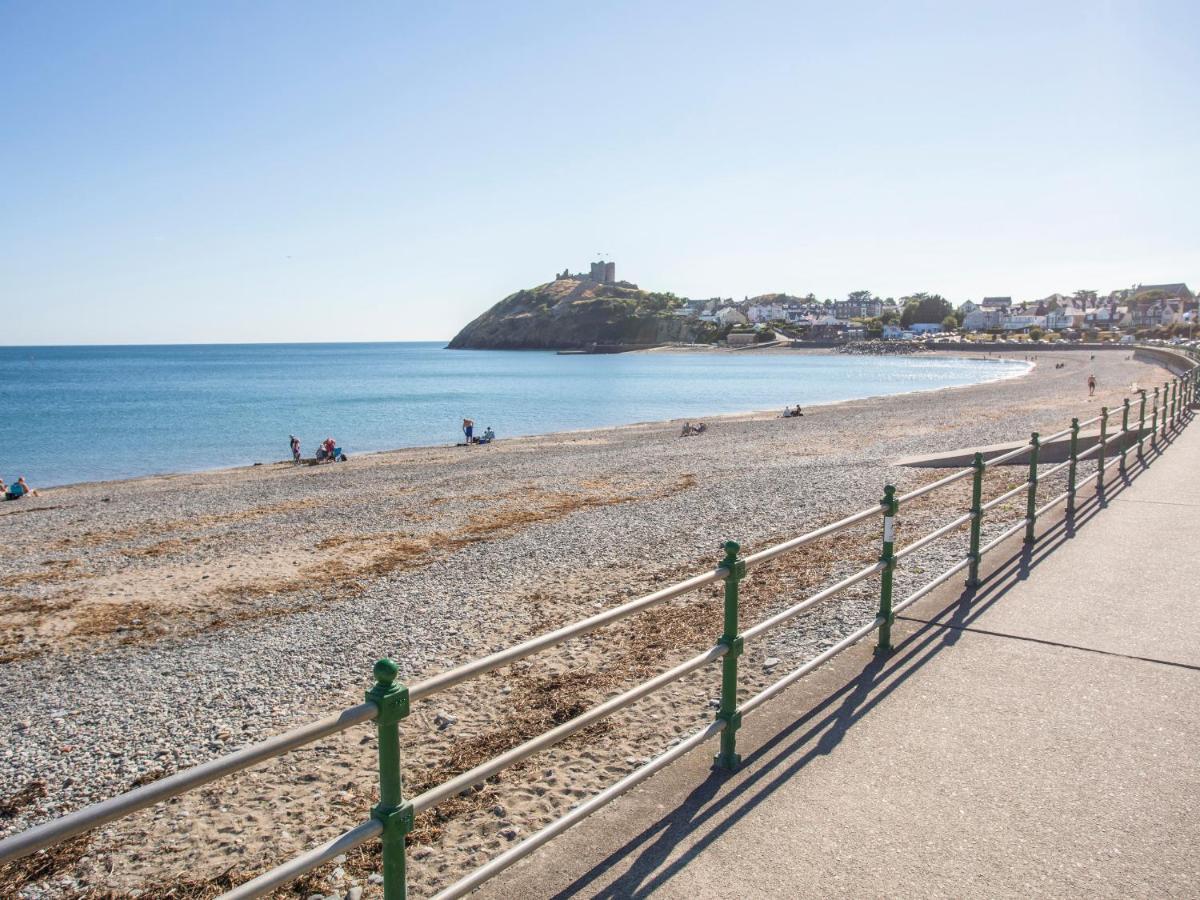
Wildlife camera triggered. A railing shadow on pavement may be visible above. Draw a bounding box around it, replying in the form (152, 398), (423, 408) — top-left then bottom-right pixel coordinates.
(545, 425), (1177, 900)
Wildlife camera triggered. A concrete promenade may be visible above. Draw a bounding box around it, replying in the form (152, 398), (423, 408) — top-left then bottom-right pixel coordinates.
(481, 418), (1200, 898)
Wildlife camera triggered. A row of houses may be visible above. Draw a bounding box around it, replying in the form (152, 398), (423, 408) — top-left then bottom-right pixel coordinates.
(961, 283), (1195, 333)
(670, 283), (1194, 337)
(674, 295), (903, 329)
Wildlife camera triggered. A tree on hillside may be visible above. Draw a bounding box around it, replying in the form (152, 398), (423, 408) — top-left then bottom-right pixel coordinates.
(1073, 289), (1097, 308)
(941, 314), (959, 332)
(899, 293), (953, 328)
(847, 289), (873, 303)
(880, 309), (899, 325)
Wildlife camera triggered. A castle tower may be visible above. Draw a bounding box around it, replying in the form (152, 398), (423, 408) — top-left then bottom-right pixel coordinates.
(604, 261), (615, 283)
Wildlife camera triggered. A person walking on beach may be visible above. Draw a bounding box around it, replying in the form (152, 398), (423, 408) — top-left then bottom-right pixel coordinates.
(289, 435), (301, 463)
(462, 418), (474, 444)
(1087, 373), (1096, 396)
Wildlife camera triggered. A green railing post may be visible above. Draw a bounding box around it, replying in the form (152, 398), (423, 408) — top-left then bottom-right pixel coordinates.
(967, 452), (985, 588)
(1151, 387), (1160, 450)
(874, 485), (898, 656)
(1120, 398), (1131, 475)
(713, 540), (744, 771)
(1097, 406), (1109, 496)
(1137, 390), (1148, 461)
(1067, 417), (1080, 516)
(367, 658), (412, 900)
(1171, 380), (1178, 428)
(1162, 382), (1170, 436)
(1024, 432), (1040, 544)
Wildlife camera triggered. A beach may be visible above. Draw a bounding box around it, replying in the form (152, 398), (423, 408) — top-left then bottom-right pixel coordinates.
(0, 349), (1170, 898)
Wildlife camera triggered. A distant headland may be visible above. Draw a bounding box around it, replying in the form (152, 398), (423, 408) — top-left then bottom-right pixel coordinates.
(446, 260), (716, 351)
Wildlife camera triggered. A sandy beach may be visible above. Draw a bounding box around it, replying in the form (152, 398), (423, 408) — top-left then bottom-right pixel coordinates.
(0, 349), (1172, 898)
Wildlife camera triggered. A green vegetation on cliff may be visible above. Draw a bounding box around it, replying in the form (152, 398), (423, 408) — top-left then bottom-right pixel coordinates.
(447, 277), (717, 350)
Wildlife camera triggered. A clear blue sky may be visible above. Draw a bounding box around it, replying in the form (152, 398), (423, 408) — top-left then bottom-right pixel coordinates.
(2, 1), (1197, 344)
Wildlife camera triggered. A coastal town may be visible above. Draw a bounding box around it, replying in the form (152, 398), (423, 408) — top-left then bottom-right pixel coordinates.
(672, 281), (1196, 343)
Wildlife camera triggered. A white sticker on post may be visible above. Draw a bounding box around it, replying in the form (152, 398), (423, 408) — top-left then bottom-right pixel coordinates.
(883, 516), (895, 543)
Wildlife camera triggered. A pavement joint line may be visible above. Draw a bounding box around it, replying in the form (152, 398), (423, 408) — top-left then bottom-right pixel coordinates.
(1109, 497), (1200, 508)
(896, 615), (1200, 673)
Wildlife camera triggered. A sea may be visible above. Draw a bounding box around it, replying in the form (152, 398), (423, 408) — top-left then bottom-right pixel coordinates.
(0, 343), (1028, 488)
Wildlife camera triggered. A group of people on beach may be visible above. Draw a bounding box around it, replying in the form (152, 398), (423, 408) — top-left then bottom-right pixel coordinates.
(680, 421), (708, 436)
(460, 418), (496, 445)
(782, 405), (805, 418)
(1, 477), (37, 501)
(289, 435), (347, 464)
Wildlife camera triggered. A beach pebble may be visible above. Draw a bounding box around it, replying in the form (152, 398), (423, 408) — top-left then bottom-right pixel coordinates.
(763, 657), (781, 669)
(434, 711), (457, 729)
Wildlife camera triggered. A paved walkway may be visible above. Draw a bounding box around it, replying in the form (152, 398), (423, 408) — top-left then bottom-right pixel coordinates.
(480, 420), (1200, 898)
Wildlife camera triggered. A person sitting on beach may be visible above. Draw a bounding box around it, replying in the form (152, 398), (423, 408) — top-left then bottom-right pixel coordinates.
(480, 426), (495, 444)
(681, 421), (693, 437)
(4, 477), (37, 501)
(792, 405), (804, 417)
(693, 422), (708, 434)
(782, 406), (793, 418)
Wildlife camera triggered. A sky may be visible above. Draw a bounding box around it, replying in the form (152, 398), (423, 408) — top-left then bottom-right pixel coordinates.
(2, 1), (1198, 345)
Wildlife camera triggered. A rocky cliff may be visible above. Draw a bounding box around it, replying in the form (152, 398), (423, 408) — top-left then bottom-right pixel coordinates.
(447, 278), (715, 350)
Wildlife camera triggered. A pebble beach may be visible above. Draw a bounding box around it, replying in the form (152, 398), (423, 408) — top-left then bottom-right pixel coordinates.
(0, 348), (1173, 899)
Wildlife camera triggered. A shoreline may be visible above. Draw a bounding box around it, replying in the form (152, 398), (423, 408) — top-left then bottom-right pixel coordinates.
(21, 351), (1031, 494)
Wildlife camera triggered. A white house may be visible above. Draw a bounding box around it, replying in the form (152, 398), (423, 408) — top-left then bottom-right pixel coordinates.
(1003, 315), (1047, 332)
(747, 304), (785, 323)
(715, 307), (749, 326)
(1045, 306), (1084, 331)
(964, 309), (1003, 330)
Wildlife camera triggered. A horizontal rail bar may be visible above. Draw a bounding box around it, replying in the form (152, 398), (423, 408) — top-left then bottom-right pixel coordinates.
(431, 720), (727, 900)
(892, 557), (972, 616)
(1077, 412), (1104, 429)
(741, 617), (883, 717)
(1041, 425), (1074, 444)
(0, 702), (379, 866)
(409, 568), (725, 702)
(1039, 459), (1072, 480)
(411, 643), (726, 814)
(978, 518), (1030, 557)
(1077, 469), (1102, 488)
(895, 466), (974, 505)
(742, 503), (883, 569)
(1075, 441), (1103, 462)
(893, 512), (973, 561)
(741, 561), (885, 643)
(980, 481), (1030, 513)
(984, 443), (1034, 466)
(1036, 489), (1070, 519)
(218, 818), (383, 900)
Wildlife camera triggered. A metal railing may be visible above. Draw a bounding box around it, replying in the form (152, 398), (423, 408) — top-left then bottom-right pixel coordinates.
(2, 356), (1197, 900)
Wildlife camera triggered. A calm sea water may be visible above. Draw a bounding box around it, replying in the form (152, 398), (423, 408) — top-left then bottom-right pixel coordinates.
(0, 343), (1026, 487)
